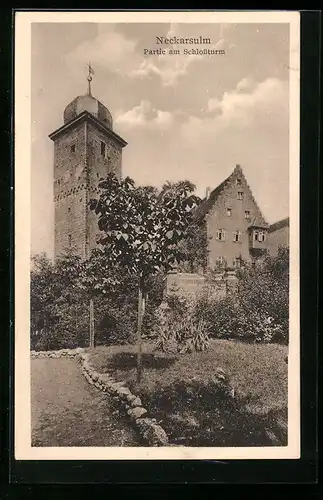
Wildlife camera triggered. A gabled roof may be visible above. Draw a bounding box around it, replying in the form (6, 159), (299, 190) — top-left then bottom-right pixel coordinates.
(194, 164), (268, 227)
(268, 217), (289, 233)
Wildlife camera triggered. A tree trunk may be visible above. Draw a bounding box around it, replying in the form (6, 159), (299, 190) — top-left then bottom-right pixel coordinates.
(136, 278), (146, 383)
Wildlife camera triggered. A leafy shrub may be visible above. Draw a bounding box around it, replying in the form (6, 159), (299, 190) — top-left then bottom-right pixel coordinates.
(154, 290), (210, 353)
(153, 246), (289, 346)
(30, 252), (166, 351)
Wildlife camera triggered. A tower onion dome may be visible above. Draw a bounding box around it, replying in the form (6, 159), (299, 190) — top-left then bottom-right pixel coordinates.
(63, 63), (113, 129)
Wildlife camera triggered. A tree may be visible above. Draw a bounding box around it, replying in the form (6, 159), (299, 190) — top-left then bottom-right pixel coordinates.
(160, 181), (208, 273)
(89, 173), (202, 381)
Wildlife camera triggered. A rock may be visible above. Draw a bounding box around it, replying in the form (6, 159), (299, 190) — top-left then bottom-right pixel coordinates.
(117, 387), (132, 399)
(135, 418), (168, 446)
(98, 374), (113, 383)
(127, 407), (147, 419)
(111, 381), (127, 390)
(130, 396), (142, 407)
(126, 393), (137, 403)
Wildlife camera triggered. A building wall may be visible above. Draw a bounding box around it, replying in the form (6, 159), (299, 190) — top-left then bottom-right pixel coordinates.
(53, 119), (124, 260)
(267, 224), (289, 256)
(87, 122), (123, 254)
(53, 122), (87, 259)
(206, 174), (267, 269)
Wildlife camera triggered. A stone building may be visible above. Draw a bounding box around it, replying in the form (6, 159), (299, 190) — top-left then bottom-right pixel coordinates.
(49, 73), (127, 261)
(267, 217), (289, 256)
(195, 164), (270, 270)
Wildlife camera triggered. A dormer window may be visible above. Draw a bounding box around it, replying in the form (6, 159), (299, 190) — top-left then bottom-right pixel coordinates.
(237, 191), (243, 200)
(100, 141), (106, 157)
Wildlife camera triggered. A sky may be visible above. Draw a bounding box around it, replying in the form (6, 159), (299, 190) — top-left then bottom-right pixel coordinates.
(31, 22), (290, 258)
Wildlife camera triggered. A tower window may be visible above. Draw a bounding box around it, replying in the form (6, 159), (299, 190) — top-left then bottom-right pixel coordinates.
(68, 207), (71, 213)
(216, 229), (226, 241)
(100, 141), (106, 157)
(70, 144), (76, 153)
(68, 235), (72, 247)
(245, 210), (250, 219)
(227, 208), (232, 217)
(236, 178), (242, 186)
(233, 230), (242, 242)
(237, 191), (243, 200)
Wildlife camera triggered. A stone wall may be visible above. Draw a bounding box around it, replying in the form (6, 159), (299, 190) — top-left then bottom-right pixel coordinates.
(166, 270), (237, 299)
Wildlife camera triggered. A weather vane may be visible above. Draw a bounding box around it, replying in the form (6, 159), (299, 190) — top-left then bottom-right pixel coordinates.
(87, 62), (94, 95)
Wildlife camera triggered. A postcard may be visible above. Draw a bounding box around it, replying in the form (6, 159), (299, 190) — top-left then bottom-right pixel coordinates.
(15, 10), (300, 460)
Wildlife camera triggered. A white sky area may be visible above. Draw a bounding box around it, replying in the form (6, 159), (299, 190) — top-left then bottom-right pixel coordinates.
(31, 22), (290, 258)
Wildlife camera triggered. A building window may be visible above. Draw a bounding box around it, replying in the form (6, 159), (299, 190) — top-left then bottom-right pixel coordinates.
(254, 231), (266, 242)
(100, 141), (106, 157)
(233, 230), (242, 242)
(237, 191), (243, 200)
(68, 207), (71, 213)
(236, 178), (242, 186)
(227, 208), (232, 217)
(216, 229), (226, 241)
(245, 210), (250, 219)
(216, 256), (226, 268)
(70, 144), (76, 153)
(232, 256), (241, 268)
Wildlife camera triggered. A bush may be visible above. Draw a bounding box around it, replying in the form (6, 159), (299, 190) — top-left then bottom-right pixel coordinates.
(30, 252), (166, 350)
(153, 246), (289, 346)
(154, 290), (210, 353)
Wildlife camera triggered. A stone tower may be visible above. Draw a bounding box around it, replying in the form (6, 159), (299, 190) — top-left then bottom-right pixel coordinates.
(49, 69), (127, 261)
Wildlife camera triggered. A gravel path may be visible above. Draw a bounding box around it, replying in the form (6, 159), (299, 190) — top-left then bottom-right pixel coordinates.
(31, 358), (140, 447)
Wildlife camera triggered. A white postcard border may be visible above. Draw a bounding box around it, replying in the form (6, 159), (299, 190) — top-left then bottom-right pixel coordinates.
(14, 10), (301, 461)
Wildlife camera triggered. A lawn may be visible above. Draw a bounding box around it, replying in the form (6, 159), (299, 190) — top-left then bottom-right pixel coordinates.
(88, 339), (288, 446)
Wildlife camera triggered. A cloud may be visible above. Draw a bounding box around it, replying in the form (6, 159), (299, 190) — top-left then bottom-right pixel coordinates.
(115, 100), (173, 129)
(65, 26), (140, 75)
(131, 22), (236, 87)
(187, 77), (289, 136)
(66, 22), (236, 88)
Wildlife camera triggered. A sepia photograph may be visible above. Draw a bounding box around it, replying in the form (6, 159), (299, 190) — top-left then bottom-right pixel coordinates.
(15, 10), (300, 460)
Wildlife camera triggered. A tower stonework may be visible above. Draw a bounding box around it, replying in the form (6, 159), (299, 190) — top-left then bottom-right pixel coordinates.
(49, 88), (127, 261)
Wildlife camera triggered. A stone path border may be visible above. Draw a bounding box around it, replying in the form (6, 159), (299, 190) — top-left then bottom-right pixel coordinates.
(31, 348), (169, 447)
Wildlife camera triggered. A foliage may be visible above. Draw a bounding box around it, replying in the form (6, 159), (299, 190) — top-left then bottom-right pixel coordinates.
(89, 174), (202, 280)
(197, 246), (289, 344)
(153, 246), (289, 347)
(154, 290), (210, 354)
(30, 249), (165, 351)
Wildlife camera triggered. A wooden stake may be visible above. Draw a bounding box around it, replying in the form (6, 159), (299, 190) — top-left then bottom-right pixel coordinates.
(89, 299), (94, 348)
(136, 281), (146, 383)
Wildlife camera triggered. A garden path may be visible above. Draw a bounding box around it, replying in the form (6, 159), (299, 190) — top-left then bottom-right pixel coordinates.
(31, 357), (140, 446)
